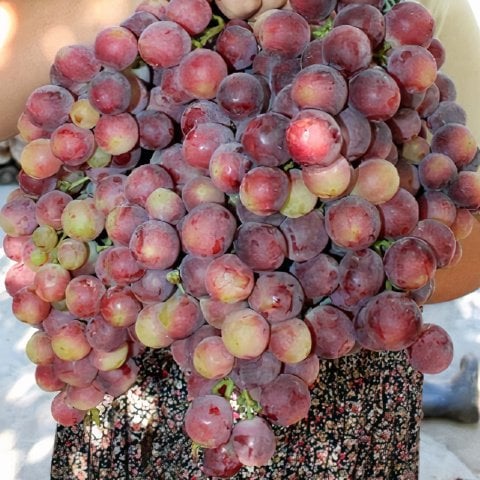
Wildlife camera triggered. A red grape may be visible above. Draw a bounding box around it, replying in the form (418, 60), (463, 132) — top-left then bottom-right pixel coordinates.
(51, 390), (86, 426)
(290, 0), (336, 22)
(53, 44), (101, 83)
(377, 188), (419, 239)
(257, 10), (310, 58)
(234, 222), (287, 272)
(269, 318), (312, 364)
(94, 26), (138, 71)
(354, 291), (423, 351)
(120, 10), (158, 37)
(125, 164), (174, 207)
(20, 139), (63, 179)
(181, 175), (225, 211)
(383, 236), (437, 291)
(50, 123), (96, 166)
(215, 25), (258, 71)
(204, 253), (254, 303)
(209, 142), (253, 195)
(411, 218), (457, 268)
(24, 85), (74, 131)
(384, 1), (434, 48)
(233, 351), (282, 390)
(217, 72), (265, 121)
(0, 196), (38, 237)
(184, 394), (233, 448)
(182, 121), (234, 170)
(279, 210), (329, 262)
(178, 48), (228, 100)
(221, 308), (270, 359)
(178, 254), (212, 298)
(165, 0), (212, 35)
(290, 253), (339, 300)
(231, 417), (276, 467)
(284, 353), (320, 387)
(336, 107), (372, 161)
(88, 70), (132, 115)
(333, 3), (385, 48)
(323, 25), (373, 77)
(202, 438), (242, 477)
(290, 64), (347, 115)
(94, 112), (139, 156)
(386, 45), (437, 94)
(239, 166), (289, 216)
(34, 263), (71, 303)
(193, 336), (235, 379)
(286, 108), (343, 167)
(408, 323), (454, 374)
(305, 304), (356, 359)
(179, 203), (237, 258)
(325, 195), (381, 250)
(129, 219), (180, 269)
(260, 373), (311, 426)
(241, 112), (291, 167)
(348, 67), (401, 121)
(430, 122), (477, 169)
(248, 271), (304, 323)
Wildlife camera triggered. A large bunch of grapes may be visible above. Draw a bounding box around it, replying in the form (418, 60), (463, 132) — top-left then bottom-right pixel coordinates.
(1, 0), (479, 476)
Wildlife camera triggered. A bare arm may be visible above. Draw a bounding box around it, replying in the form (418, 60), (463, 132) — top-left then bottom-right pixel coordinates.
(420, 0), (480, 145)
(428, 219), (480, 303)
(421, 0), (480, 303)
(0, 0), (139, 141)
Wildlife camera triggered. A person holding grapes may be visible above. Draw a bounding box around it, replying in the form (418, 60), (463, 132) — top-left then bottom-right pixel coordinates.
(0, 0), (479, 478)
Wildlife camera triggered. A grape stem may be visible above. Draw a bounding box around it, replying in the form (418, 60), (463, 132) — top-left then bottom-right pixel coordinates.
(385, 279), (394, 291)
(211, 379), (261, 419)
(191, 442), (202, 462)
(282, 160), (296, 172)
(237, 389), (262, 420)
(85, 407), (101, 427)
(319, 296), (333, 306)
(383, 0), (400, 13)
(96, 239), (113, 253)
(373, 41), (392, 67)
(192, 14), (225, 49)
(57, 175), (90, 193)
(212, 377), (236, 399)
(166, 269), (185, 294)
(227, 194), (240, 209)
(373, 238), (394, 256)
(311, 17), (333, 39)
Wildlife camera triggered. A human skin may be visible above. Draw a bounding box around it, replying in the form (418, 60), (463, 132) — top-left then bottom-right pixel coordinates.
(418, 0), (480, 302)
(0, 0), (139, 140)
(0, 0), (478, 302)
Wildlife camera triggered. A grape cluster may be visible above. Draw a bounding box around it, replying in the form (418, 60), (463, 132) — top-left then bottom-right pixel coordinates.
(1, 0), (479, 476)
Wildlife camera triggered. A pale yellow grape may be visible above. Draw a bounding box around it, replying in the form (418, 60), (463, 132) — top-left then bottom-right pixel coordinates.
(248, 0), (288, 21)
(70, 98), (100, 129)
(351, 158), (400, 205)
(215, 0), (262, 19)
(280, 168), (317, 218)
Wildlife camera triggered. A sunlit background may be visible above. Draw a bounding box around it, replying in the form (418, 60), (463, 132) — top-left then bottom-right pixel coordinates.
(468, 0), (480, 25)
